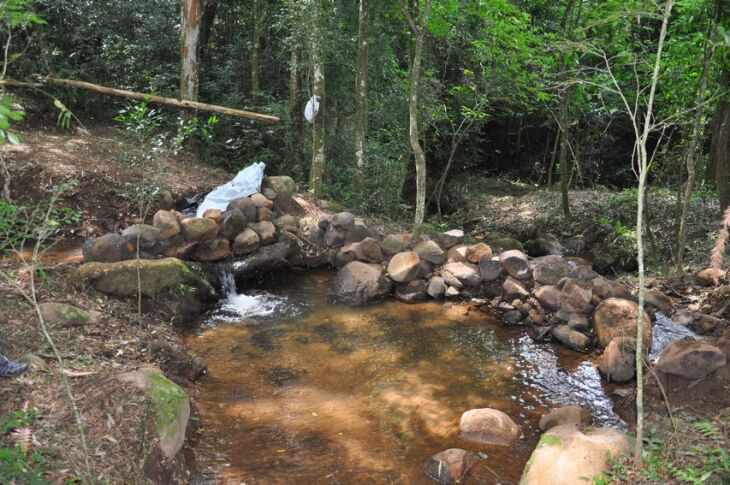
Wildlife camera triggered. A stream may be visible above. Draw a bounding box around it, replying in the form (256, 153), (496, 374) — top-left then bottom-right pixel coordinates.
(183, 269), (651, 484)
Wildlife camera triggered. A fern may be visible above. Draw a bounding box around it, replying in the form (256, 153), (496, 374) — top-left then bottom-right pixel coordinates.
(711, 205), (730, 270)
(692, 421), (721, 441)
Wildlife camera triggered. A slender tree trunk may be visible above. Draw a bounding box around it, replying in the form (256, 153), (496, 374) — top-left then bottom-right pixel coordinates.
(558, 86), (571, 218)
(309, 0), (325, 199)
(705, 106), (723, 185)
(400, 0), (432, 238)
(354, 0), (369, 199)
(180, 0), (204, 120)
(717, 102), (730, 212)
(289, 47), (305, 178)
(547, 128), (560, 189)
(251, 0), (261, 97)
(199, 0), (218, 68)
(676, 0), (721, 270)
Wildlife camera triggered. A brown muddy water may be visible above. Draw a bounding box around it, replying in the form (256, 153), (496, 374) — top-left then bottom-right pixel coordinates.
(184, 270), (625, 484)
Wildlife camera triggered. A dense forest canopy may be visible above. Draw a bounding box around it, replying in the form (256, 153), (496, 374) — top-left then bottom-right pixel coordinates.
(3, 0), (729, 219)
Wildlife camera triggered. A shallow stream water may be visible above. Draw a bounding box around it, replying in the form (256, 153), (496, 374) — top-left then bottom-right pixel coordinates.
(182, 270), (640, 484)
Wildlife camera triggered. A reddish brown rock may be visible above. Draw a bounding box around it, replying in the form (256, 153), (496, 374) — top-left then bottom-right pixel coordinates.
(387, 251), (421, 283)
(459, 408), (520, 446)
(593, 298), (652, 348)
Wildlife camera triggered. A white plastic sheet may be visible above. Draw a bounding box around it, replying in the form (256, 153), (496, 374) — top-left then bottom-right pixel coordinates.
(304, 95), (320, 123)
(196, 161), (266, 217)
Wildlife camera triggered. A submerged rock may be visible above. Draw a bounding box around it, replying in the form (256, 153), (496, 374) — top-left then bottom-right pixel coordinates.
(423, 448), (479, 485)
(458, 408), (520, 446)
(333, 261), (393, 304)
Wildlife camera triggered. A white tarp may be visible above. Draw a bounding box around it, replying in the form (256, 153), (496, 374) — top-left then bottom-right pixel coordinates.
(304, 95), (320, 123)
(196, 161), (266, 217)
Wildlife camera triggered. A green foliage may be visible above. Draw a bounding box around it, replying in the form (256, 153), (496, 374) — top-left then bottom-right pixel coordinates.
(0, 403), (51, 485)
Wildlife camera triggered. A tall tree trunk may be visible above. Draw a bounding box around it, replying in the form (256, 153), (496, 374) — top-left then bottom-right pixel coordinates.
(199, 0), (218, 68)
(180, 0), (204, 120)
(289, 47), (305, 179)
(400, 0), (432, 238)
(558, 86), (571, 218)
(354, 0), (369, 199)
(309, 0), (325, 199)
(547, 128), (560, 189)
(251, 0), (261, 97)
(676, 0), (722, 270)
(716, 100), (730, 212)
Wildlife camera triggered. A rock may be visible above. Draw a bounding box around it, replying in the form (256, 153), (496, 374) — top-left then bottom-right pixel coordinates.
(257, 206), (273, 222)
(592, 253), (619, 274)
(345, 222), (377, 244)
(479, 257), (504, 282)
(262, 187), (277, 200)
(527, 322), (552, 342)
(442, 262), (481, 286)
(334, 249), (356, 269)
(691, 314), (723, 334)
(219, 209), (248, 241)
(458, 408), (520, 446)
(568, 313), (589, 331)
(645, 289), (673, 315)
(418, 259), (434, 278)
(274, 214), (300, 233)
(598, 337), (636, 383)
(568, 265), (601, 283)
(520, 425), (632, 485)
(232, 228), (260, 255)
(499, 250), (531, 280)
(441, 270), (464, 290)
(153, 210), (181, 239)
(248, 221), (276, 245)
(190, 238), (230, 262)
(503, 277), (529, 300)
(180, 217), (219, 242)
(423, 448), (478, 485)
(380, 234), (411, 255)
(559, 278), (593, 314)
(387, 251), (421, 283)
(656, 339), (726, 380)
(343, 237), (383, 263)
(538, 405), (592, 431)
(325, 226), (346, 249)
(116, 367), (190, 460)
(202, 208), (223, 223)
(534, 285), (561, 310)
(593, 298), (652, 348)
(533, 255), (572, 285)
(250, 192), (273, 209)
(333, 261), (393, 304)
(262, 175), (297, 196)
(39, 302), (95, 327)
(503, 309), (524, 325)
(414, 240), (446, 265)
(82, 234), (135, 263)
(445, 286), (461, 298)
(695, 267), (726, 287)
(524, 235), (563, 257)
(227, 197), (258, 221)
(465, 243), (493, 264)
(553, 325), (591, 351)
(19, 353), (46, 370)
(331, 212), (355, 232)
(427, 276), (446, 299)
(73, 258), (214, 298)
(447, 245), (468, 263)
(395, 279), (429, 303)
(437, 230), (464, 249)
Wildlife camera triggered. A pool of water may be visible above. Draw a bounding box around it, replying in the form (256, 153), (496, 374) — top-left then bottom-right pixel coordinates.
(184, 270), (625, 484)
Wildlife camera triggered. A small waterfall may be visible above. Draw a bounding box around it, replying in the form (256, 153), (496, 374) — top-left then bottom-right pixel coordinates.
(219, 265), (237, 296)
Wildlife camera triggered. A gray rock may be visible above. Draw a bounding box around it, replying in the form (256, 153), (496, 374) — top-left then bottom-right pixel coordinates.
(219, 209), (248, 241)
(553, 325), (591, 351)
(333, 261), (393, 304)
(479, 257), (504, 282)
(414, 240), (446, 265)
(657, 339), (726, 380)
(427, 276), (446, 299)
(499, 249), (531, 280)
(227, 196), (258, 221)
(387, 251), (421, 283)
(533, 255), (571, 285)
(437, 230), (464, 249)
(442, 262), (481, 286)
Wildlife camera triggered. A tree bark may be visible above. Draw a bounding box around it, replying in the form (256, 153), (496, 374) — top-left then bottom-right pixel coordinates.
(400, 0), (432, 239)
(199, 0), (218, 68)
(676, 0), (721, 270)
(309, 0), (325, 199)
(180, 0), (204, 120)
(288, 47), (305, 178)
(716, 100), (730, 212)
(251, 0), (261, 97)
(354, 0), (369, 199)
(558, 86), (571, 218)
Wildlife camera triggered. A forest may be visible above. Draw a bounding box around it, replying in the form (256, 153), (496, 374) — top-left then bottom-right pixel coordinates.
(0, 0), (729, 484)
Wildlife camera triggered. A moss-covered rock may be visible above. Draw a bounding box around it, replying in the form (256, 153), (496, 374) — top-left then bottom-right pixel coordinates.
(72, 257), (215, 298)
(39, 302), (95, 326)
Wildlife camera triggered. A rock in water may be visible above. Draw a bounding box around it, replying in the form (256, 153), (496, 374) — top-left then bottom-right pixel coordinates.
(333, 261), (393, 304)
(499, 250), (531, 279)
(395, 279), (429, 303)
(553, 325), (591, 351)
(423, 448), (479, 485)
(538, 405), (592, 432)
(598, 337), (636, 383)
(191, 238), (231, 262)
(656, 339), (726, 380)
(458, 408), (520, 446)
(520, 425), (631, 485)
(593, 298), (652, 348)
(387, 251), (421, 283)
(343, 237), (383, 263)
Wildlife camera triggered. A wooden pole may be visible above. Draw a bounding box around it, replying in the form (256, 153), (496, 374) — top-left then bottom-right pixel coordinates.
(0, 77), (280, 124)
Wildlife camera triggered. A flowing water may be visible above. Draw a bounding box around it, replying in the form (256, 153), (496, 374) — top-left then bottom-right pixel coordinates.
(184, 270), (626, 484)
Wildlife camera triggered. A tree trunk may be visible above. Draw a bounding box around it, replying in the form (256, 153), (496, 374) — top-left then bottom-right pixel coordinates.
(180, 0), (204, 120)
(309, 1), (325, 199)
(288, 48), (305, 178)
(251, 0), (261, 97)
(199, 0), (218, 68)
(400, 0), (432, 238)
(354, 0), (369, 199)
(676, 0), (721, 270)
(547, 128), (559, 189)
(558, 85), (571, 218)
(716, 101), (730, 212)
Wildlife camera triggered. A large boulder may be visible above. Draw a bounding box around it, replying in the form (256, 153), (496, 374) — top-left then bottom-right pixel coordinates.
(414, 240), (446, 265)
(387, 251), (421, 283)
(533, 255), (571, 286)
(465, 243), (493, 264)
(83, 234), (136, 263)
(520, 425), (632, 485)
(122, 224), (161, 251)
(180, 217), (219, 242)
(458, 408), (520, 446)
(227, 197), (257, 221)
(190, 238), (230, 262)
(343, 237), (383, 263)
(499, 250), (531, 280)
(73, 258), (214, 298)
(153, 210), (181, 239)
(423, 448), (478, 485)
(656, 339), (726, 380)
(538, 405), (592, 432)
(219, 209), (248, 241)
(479, 257), (504, 282)
(442, 262), (481, 287)
(39, 302), (95, 327)
(598, 337), (637, 383)
(558, 278), (593, 314)
(437, 230), (464, 249)
(262, 175), (297, 196)
(333, 261), (393, 304)
(380, 234), (411, 255)
(593, 298), (652, 348)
